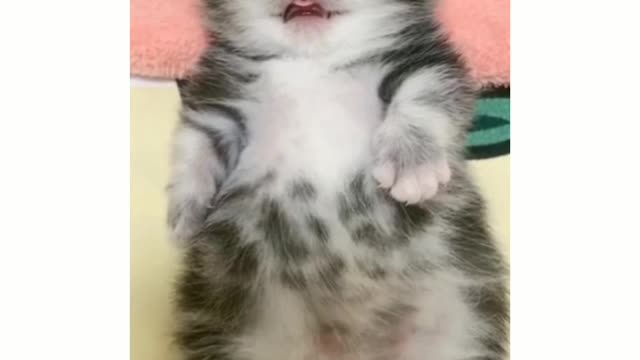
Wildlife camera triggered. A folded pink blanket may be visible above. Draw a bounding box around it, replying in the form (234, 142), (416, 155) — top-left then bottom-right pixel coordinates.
(130, 0), (509, 87)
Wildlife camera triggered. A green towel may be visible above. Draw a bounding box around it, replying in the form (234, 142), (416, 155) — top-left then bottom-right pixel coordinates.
(467, 88), (510, 160)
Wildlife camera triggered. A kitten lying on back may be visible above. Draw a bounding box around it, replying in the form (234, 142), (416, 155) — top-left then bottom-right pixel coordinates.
(168, 0), (508, 359)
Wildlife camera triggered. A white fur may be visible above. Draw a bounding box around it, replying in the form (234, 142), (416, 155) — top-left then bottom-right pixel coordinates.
(389, 66), (458, 144)
(372, 66), (458, 204)
(233, 283), (316, 360)
(235, 60), (383, 186)
(232, 269), (489, 360)
(168, 125), (224, 242)
(172, 2), (497, 359)
(215, 1), (415, 62)
(181, 58), (484, 359)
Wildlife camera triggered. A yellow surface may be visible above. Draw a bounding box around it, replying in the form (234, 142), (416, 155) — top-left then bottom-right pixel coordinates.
(131, 87), (181, 360)
(130, 87), (510, 360)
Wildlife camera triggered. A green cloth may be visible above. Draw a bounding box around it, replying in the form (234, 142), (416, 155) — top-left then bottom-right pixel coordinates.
(467, 89), (510, 159)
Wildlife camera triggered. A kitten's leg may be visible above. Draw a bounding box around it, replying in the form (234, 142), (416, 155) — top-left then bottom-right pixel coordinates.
(168, 109), (244, 243)
(373, 65), (474, 204)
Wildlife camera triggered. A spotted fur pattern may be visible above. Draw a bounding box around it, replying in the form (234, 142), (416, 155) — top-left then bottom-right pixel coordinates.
(168, 1), (508, 359)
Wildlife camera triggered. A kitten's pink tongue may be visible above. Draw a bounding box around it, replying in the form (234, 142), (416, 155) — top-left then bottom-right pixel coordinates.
(283, 0), (329, 23)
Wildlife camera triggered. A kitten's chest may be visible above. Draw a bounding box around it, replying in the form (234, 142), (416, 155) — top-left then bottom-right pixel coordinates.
(252, 60), (383, 124)
(241, 60), (385, 177)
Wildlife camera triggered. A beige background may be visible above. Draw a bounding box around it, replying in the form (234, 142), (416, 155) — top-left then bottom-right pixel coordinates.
(130, 86), (510, 360)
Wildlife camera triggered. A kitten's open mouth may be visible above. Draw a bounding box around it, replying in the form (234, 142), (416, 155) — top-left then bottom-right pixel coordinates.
(282, 0), (342, 23)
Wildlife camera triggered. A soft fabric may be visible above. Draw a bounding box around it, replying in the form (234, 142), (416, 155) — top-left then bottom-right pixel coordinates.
(468, 89), (510, 160)
(130, 84), (510, 360)
(130, 0), (510, 87)
(130, 0), (208, 79)
(438, 0), (510, 86)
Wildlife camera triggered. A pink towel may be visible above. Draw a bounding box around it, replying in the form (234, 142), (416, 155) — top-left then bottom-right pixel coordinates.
(130, 0), (208, 79)
(438, 0), (510, 86)
(130, 0), (509, 87)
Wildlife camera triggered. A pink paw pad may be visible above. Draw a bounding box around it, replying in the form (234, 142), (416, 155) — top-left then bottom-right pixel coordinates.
(373, 160), (451, 204)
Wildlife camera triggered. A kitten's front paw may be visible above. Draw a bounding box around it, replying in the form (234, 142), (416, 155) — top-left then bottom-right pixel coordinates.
(372, 125), (450, 204)
(373, 160), (450, 204)
(167, 176), (219, 244)
(168, 194), (212, 244)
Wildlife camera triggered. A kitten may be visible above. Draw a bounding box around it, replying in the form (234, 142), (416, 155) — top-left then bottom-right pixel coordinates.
(168, 1), (508, 359)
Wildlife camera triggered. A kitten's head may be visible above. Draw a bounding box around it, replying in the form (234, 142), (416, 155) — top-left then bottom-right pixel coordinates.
(204, 0), (429, 58)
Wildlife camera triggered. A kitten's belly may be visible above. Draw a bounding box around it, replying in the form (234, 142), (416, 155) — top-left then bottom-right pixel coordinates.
(237, 60), (385, 185)
(211, 61), (436, 285)
(205, 62), (445, 358)
(209, 60), (436, 309)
